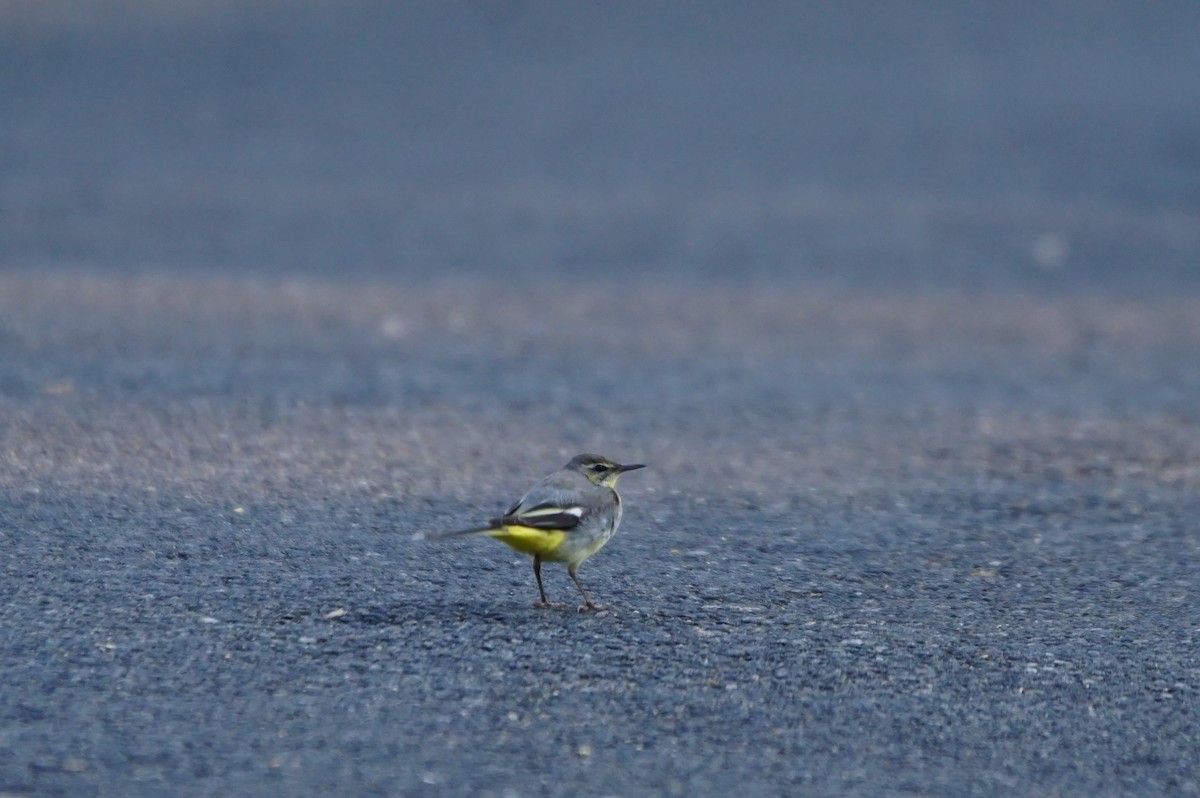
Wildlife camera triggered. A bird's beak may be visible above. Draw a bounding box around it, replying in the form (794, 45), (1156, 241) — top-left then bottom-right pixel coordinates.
(617, 463), (646, 473)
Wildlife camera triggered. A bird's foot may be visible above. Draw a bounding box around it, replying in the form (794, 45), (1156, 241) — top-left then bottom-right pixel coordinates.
(576, 602), (605, 613)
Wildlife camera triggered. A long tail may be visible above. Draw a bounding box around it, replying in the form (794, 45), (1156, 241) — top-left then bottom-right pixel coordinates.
(412, 525), (497, 542)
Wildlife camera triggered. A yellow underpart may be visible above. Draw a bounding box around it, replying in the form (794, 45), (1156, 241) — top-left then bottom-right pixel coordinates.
(488, 525), (567, 557)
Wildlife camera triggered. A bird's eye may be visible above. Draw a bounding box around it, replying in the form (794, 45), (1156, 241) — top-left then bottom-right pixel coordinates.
(591, 463), (607, 473)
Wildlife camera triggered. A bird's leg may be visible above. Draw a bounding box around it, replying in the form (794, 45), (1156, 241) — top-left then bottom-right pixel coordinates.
(568, 563), (598, 611)
(533, 555), (552, 607)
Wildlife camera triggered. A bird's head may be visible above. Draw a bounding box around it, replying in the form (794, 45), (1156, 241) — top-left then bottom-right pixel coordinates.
(566, 454), (646, 487)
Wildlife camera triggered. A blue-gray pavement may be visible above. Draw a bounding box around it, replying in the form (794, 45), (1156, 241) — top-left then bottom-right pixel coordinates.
(2, 3), (1199, 796)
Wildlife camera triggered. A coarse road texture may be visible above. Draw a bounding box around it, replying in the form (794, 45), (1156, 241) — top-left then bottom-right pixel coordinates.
(2, 3), (1199, 797)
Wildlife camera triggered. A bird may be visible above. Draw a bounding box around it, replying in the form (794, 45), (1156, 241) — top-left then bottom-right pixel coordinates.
(418, 453), (645, 610)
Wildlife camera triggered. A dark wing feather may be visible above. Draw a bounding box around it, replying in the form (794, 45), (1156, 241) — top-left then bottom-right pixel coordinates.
(490, 500), (585, 531)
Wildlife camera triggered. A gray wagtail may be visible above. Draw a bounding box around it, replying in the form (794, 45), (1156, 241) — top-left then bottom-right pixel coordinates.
(418, 454), (645, 610)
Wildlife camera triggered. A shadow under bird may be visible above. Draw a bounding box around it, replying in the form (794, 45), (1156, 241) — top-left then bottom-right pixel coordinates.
(418, 454), (645, 610)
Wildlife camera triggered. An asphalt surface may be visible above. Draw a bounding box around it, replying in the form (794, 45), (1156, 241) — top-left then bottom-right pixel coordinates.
(2, 3), (1199, 797)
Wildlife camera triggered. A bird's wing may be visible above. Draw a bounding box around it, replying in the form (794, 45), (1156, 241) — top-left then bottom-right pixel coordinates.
(491, 501), (584, 531)
(495, 474), (593, 530)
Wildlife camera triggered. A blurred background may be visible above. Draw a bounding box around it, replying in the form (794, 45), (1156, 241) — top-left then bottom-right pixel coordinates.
(3, 0), (1198, 292)
(3, 0), (1200, 502)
